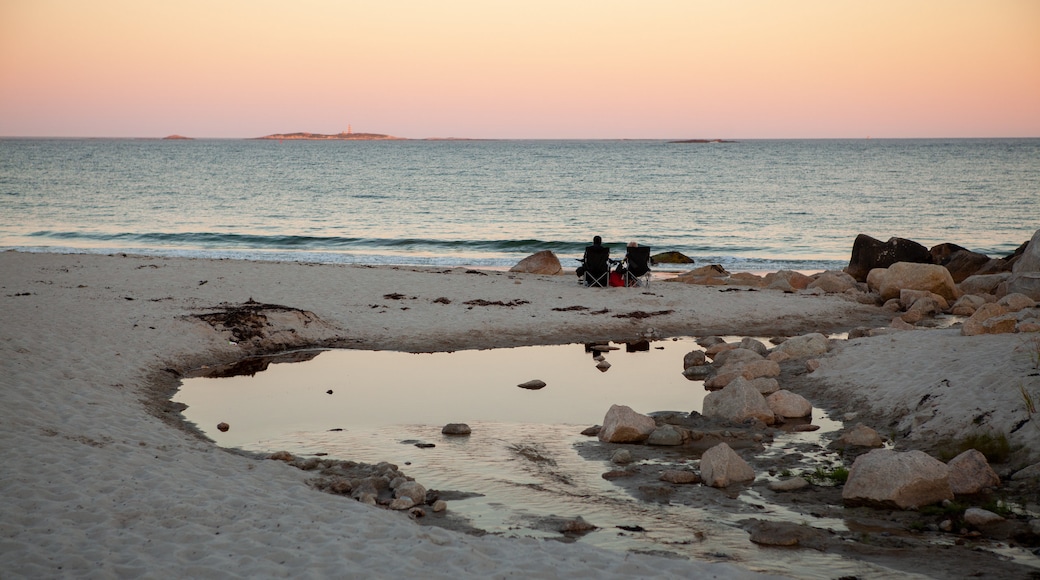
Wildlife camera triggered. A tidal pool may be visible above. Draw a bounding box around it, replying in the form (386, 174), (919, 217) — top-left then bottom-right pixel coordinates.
(175, 337), (932, 579)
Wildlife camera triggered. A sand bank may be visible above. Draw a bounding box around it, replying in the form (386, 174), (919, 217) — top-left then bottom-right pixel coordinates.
(1, 250), (1034, 578)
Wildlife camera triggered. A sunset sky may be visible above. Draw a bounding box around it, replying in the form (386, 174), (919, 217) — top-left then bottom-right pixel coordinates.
(1, 1), (1038, 139)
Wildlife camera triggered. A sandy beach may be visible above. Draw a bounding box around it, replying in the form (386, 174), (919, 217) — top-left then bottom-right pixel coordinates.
(2, 250), (1038, 578)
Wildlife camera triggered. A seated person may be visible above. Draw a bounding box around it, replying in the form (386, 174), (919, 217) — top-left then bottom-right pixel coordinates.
(622, 241), (652, 286)
(576, 236), (611, 286)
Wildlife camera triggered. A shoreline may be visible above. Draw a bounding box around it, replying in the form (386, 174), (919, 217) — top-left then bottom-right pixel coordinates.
(2, 250), (1037, 578)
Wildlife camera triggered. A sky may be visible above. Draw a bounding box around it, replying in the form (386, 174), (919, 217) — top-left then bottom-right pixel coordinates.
(1, 0), (1038, 139)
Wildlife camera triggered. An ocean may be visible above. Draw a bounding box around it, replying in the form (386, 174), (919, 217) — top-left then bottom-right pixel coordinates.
(1, 138), (1036, 272)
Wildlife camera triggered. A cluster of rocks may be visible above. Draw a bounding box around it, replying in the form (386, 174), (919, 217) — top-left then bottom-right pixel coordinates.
(841, 447), (1002, 510)
(267, 451), (446, 517)
(585, 332), (1040, 549)
(666, 230), (1040, 337)
(592, 332), (832, 488)
(684, 333), (826, 426)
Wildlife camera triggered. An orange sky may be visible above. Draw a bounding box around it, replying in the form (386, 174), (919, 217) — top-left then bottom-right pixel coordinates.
(1, 0), (1038, 138)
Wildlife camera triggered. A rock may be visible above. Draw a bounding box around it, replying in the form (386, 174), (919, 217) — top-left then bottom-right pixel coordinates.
(686, 264), (730, 278)
(704, 357), (779, 389)
(704, 342), (737, 358)
(745, 520), (821, 547)
(763, 270), (814, 291)
(700, 442), (755, 487)
(878, 262), (961, 302)
(596, 360), (611, 371)
(1007, 229), (1040, 300)
(951, 294), (987, 316)
(441, 423), (472, 435)
(768, 476), (811, 492)
(963, 507), (1005, 527)
(1011, 462), (1040, 481)
(598, 404), (657, 443)
(432, 500), (447, 512)
(269, 451), (295, 462)
(842, 449), (953, 509)
(900, 289), (950, 311)
(697, 336), (727, 348)
(771, 333), (830, 358)
(394, 481), (427, 505)
(766, 390), (812, 418)
(671, 265), (729, 284)
(650, 251), (695, 264)
(217, 422), (230, 432)
(836, 423), (884, 448)
(805, 359), (820, 372)
(738, 337), (769, 356)
(610, 449), (634, 464)
(866, 268), (889, 294)
(961, 303), (1017, 336)
(559, 517), (597, 534)
(581, 425), (601, 437)
(683, 350), (707, 369)
(711, 347), (764, 367)
(940, 249), (994, 283)
(517, 379), (547, 390)
(959, 272), (1012, 296)
(702, 377), (776, 425)
(890, 316), (915, 330)
(998, 292), (1037, 312)
(808, 271), (858, 293)
(647, 424), (685, 446)
(659, 470), (700, 484)
(682, 366), (713, 380)
(509, 250), (562, 275)
(905, 297), (940, 319)
(389, 497), (416, 510)
(747, 377), (781, 395)
(946, 449), (1000, 495)
(846, 234), (933, 282)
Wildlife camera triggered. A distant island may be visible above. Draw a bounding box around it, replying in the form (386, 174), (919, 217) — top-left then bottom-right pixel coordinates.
(257, 131), (406, 141)
(163, 134), (193, 140)
(667, 139), (737, 144)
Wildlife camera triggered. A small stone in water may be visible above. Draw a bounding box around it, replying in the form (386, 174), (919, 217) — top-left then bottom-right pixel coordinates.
(217, 422), (230, 432)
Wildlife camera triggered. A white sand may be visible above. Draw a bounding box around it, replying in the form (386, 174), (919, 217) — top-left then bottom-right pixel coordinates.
(1, 250), (1034, 578)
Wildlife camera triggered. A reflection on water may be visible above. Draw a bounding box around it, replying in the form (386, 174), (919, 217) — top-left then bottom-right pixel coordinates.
(174, 338), (916, 579)
(177, 338), (717, 449)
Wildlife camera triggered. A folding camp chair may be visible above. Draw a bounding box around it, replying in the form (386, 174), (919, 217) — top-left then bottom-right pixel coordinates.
(623, 246), (652, 287)
(579, 245), (611, 287)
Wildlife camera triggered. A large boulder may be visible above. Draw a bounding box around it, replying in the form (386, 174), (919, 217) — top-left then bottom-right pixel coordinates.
(842, 449), (953, 509)
(877, 262), (961, 302)
(808, 271), (858, 294)
(846, 234), (933, 282)
(960, 302), (1017, 336)
(959, 272), (1012, 296)
(598, 404), (657, 443)
(1008, 229), (1040, 300)
(941, 249), (994, 283)
(509, 250), (562, 275)
(699, 442), (755, 487)
(947, 449), (1000, 495)
(766, 390), (812, 418)
(763, 270), (814, 292)
(702, 377), (776, 425)
(771, 332), (829, 359)
(650, 251), (695, 265)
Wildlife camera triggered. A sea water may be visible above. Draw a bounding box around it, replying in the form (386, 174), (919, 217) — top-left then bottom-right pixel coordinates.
(1, 138), (1037, 271)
